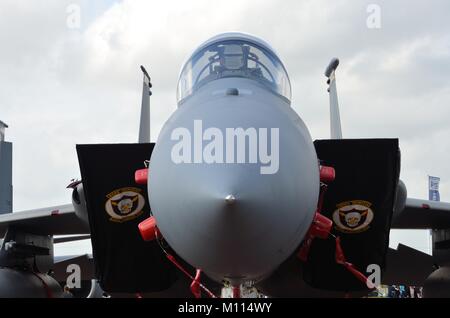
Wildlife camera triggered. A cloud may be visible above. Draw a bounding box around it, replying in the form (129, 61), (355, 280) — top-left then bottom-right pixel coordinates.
(1, 0), (450, 254)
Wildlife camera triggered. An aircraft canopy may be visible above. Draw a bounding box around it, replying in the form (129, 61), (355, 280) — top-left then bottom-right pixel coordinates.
(177, 36), (291, 103)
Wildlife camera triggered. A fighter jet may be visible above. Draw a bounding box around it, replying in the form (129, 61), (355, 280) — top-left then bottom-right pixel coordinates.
(1, 32), (450, 298)
(142, 33), (450, 296)
(147, 33), (319, 287)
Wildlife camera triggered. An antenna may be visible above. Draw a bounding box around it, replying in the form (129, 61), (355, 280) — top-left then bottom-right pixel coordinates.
(325, 58), (343, 139)
(138, 66), (152, 143)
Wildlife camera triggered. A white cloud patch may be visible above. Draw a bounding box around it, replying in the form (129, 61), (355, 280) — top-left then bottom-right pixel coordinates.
(1, 0), (450, 255)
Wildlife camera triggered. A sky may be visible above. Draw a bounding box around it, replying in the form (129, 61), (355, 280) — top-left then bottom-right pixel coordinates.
(1, 0), (449, 255)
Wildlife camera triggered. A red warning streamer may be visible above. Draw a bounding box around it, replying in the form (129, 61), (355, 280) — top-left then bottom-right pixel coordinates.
(166, 254), (217, 298)
(298, 165), (375, 291)
(334, 237), (375, 289)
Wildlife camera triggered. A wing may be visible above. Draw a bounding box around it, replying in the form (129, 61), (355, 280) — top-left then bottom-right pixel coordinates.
(392, 198), (450, 229)
(383, 244), (435, 286)
(0, 204), (89, 237)
(53, 234), (91, 244)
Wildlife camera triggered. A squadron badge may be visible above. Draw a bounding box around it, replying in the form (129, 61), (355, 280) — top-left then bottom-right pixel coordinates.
(332, 200), (374, 234)
(105, 187), (145, 223)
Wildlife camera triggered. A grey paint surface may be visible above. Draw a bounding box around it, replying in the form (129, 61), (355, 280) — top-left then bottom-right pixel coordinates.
(138, 68), (151, 143)
(392, 198), (450, 229)
(0, 204), (89, 237)
(149, 75), (319, 284)
(327, 75), (342, 139)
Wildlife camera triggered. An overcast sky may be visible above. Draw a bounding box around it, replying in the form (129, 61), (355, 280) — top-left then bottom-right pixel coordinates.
(1, 0), (449, 255)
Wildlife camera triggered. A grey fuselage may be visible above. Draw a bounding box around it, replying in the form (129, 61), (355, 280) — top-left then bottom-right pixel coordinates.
(148, 77), (319, 285)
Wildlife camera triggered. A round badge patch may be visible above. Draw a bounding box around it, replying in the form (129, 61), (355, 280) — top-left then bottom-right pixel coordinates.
(332, 200), (374, 234)
(105, 187), (145, 223)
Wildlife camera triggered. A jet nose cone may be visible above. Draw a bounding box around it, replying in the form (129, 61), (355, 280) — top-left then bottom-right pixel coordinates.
(148, 95), (319, 284)
(225, 194), (236, 205)
(150, 158), (318, 284)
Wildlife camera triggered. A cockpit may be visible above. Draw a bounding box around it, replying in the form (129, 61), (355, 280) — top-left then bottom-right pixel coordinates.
(177, 34), (292, 104)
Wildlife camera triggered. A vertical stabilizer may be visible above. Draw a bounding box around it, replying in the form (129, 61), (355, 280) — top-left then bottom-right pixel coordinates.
(325, 58), (343, 139)
(0, 121), (12, 214)
(138, 66), (152, 143)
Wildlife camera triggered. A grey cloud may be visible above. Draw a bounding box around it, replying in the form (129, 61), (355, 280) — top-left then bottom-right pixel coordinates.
(0, 1), (449, 233)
